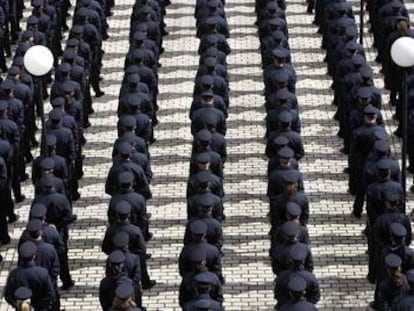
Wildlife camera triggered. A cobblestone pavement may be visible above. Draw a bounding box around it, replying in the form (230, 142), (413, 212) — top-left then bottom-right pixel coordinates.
(1, 0), (414, 310)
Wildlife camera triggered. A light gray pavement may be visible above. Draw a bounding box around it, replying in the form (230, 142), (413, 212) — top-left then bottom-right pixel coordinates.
(0, 0), (413, 310)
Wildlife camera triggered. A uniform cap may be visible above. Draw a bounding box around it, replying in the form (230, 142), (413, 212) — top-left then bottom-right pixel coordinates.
(196, 129), (213, 142)
(276, 88), (291, 100)
(66, 38), (79, 47)
(384, 190), (401, 203)
(49, 108), (63, 122)
(40, 157), (55, 170)
(363, 104), (379, 115)
(76, 7), (89, 18)
(390, 222), (407, 237)
(205, 16), (218, 26)
(200, 75), (214, 85)
(204, 57), (217, 67)
(27, 15), (39, 25)
(360, 66), (373, 79)
(286, 202), (302, 217)
(1, 79), (14, 91)
(201, 89), (214, 98)
(19, 241), (37, 259)
(374, 140), (389, 153)
(205, 34), (219, 45)
(30, 203), (47, 218)
(71, 25), (84, 34)
(27, 219), (43, 232)
(345, 25), (357, 37)
(115, 282), (134, 300)
(116, 200), (132, 215)
(194, 299), (212, 309)
(194, 272), (213, 285)
(42, 174), (55, 187)
(272, 48), (287, 58)
(8, 66), (21, 76)
(14, 287), (32, 300)
(352, 55), (365, 66)
(200, 195), (215, 208)
(107, 250), (126, 264)
(0, 100), (8, 111)
(58, 63), (71, 73)
(45, 134), (57, 146)
(377, 159), (392, 171)
(357, 87), (372, 99)
(127, 74), (140, 85)
(189, 220), (207, 235)
(119, 115), (136, 128)
(278, 147), (294, 159)
(51, 97), (65, 108)
(63, 49), (77, 62)
(272, 30), (286, 41)
(385, 253), (402, 268)
(273, 135), (289, 147)
(288, 275), (307, 292)
(196, 152), (211, 164)
(118, 142), (132, 155)
(189, 247), (207, 262)
(133, 31), (146, 41)
(282, 221), (299, 237)
(118, 171), (134, 185)
(278, 111), (293, 123)
(396, 15), (409, 22)
(289, 243), (308, 262)
(268, 17), (285, 27)
(13, 56), (24, 68)
(112, 231), (129, 248)
(132, 49), (146, 60)
(283, 170), (301, 184)
(21, 30), (34, 41)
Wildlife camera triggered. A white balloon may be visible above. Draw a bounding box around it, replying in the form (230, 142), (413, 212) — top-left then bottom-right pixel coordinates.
(23, 45), (54, 76)
(391, 36), (414, 67)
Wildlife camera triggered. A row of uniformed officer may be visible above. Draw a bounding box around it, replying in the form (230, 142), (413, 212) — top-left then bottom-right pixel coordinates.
(256, 1), (321, 310)
(100, 1), (170, 310)
(178, 0), (231, 310)
(2, 0), (114, 309)
(314, 0), (414, 309)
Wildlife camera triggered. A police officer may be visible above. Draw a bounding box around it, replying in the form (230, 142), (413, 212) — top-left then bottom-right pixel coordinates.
(4, 242), (56, 310)
(278, 276), (318, 310)
(108, 282), (142, 311)
(274, 244), (320, 309)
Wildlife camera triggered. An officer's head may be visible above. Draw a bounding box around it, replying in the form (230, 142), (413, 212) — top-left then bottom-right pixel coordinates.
(385, 254), (404, 285)
(118, 172), (134, 190)
(198, 173), (211, 190)
(286, 202), (302, 223)
(112, 231), (130, 251)
(374, 139), (390, 158)
(27, 219), (43, 240)
(18, 241), (37, 263)
(201, 89), (215, 105)
(118, 142), (132, 160)
(190, 248), (207, 272)
(14, 287), (32, 311)
(196, 129), (212, 149)
(70, 25), (84, 40)
(389, 222), (406, 246)
(45, 134), (57, 153)
(273, 136), (289, 153)
(284, 171), (300, 194)
(287, 276), (307, 301)
(106, 250), (125, 277)
(278, 111), (292, 130)
(112, 282), (137, 309)
(200, 75), (214, 92)
(40, 157), (55, 175)
(278, 147), (294, 167)
(363, 104), (378, 124)
(396, 16), (409, 33)
(30, 203), (47, 222)
(357, 87), (372, 106)
(196, 153), (211, 171)
(27, 16), (39, 31)
(272, 48), (286, 67)
(194, 273), (212, 295)
(200, 197), (214, 217)
(281, 221), (299, 243)
(189, 220), (207, 242)
(289, 243), (308, 268)
(116, 201), (132, 221)
(41, 175), (55, 192)
(384, 190), (401, 210)
(274, 72), (289, 89)
(377, 159), (392, 180)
